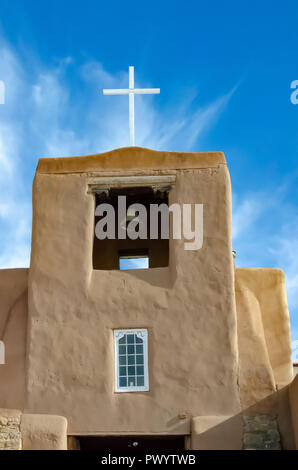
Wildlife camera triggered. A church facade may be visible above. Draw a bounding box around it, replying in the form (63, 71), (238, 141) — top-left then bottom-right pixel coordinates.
(0, 147), (297, 450)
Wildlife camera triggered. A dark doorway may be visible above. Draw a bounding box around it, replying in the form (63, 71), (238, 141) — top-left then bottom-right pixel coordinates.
(76, 435), (185, 450)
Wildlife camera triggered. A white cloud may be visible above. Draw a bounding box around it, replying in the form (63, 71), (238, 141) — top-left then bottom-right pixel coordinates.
(0, 125), (14, 177)
(232, 193), (263, 241)
(232, 183), (298, 348)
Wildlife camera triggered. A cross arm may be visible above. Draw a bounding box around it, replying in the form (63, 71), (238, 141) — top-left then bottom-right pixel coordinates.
(103, 88), (160, 95)
(132, 88), (160, 94)
(103, 89), (130, 95)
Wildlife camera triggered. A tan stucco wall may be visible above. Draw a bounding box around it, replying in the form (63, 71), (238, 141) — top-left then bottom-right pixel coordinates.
(235, 268), (293, 409)
(191, 415), (243, 450)
(21, 413), (67, 450)
(36, 146), (226, 174)
(0, 269), (28, 410)
(0, 409), (67, 450)
(25, 147), (240, 434)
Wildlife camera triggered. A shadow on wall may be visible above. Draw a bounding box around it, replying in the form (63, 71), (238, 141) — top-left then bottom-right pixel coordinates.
(191, 379), (298, 450)
(0, 268), (29, 410)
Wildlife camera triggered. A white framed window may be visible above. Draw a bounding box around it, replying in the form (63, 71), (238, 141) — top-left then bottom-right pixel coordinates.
(114, 329), (149, 392)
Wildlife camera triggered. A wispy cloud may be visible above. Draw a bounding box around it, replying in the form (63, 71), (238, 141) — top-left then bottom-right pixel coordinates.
(232, 193), (264, 241)
(0, 39), (235, 273)
(232, 179), (298, 357)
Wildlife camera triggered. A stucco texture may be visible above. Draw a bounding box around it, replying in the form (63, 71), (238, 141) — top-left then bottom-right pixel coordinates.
(0, 269), (28, 410)
(26, 147), (239, 434)
(235, 268), (293, 410)
(191, 415), (243, 450)
(21, 413), (67, 450)
(36, 146), (226, 174)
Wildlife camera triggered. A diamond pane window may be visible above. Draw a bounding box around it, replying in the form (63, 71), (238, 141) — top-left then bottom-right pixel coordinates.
(114, 329), (149, 392)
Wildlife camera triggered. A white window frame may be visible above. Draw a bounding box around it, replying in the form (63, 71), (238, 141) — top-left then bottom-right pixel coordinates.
(114, 329), (149, 393)
(0, 340), (5, 364)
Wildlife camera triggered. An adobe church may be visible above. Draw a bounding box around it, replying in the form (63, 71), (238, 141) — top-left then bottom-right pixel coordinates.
(0, 145), (297, 450)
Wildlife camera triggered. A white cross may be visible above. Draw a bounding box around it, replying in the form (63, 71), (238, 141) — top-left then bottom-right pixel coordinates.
(103, 66), (160, 146)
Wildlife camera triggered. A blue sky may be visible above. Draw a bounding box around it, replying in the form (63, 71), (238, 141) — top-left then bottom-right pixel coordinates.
(0, 1), (297, 358)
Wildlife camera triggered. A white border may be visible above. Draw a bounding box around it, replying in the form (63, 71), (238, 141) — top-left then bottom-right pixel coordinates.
(0, 340), (4, 364)
(114, 328), (149, 393)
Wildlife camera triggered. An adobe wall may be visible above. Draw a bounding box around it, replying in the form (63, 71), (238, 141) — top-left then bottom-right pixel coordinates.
(0, 269), (28, 410)
(26, 147), (240, 434)
(0, 409), (67, 450)
(235, 268), (293, 409)
(21, 413), (67, 450)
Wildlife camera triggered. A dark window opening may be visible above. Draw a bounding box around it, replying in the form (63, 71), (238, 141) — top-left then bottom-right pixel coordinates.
(74, 435), (185, 450)
(93, 187), (169, 270)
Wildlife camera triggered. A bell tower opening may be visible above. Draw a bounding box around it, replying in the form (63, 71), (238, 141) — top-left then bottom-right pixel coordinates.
(92, 184), (170, 270)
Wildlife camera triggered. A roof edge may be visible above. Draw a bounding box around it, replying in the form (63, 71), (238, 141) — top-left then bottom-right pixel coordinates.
(36, 146), (227, 175)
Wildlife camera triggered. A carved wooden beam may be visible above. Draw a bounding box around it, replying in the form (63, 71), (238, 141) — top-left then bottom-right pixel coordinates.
(87, 175), (176, 195)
